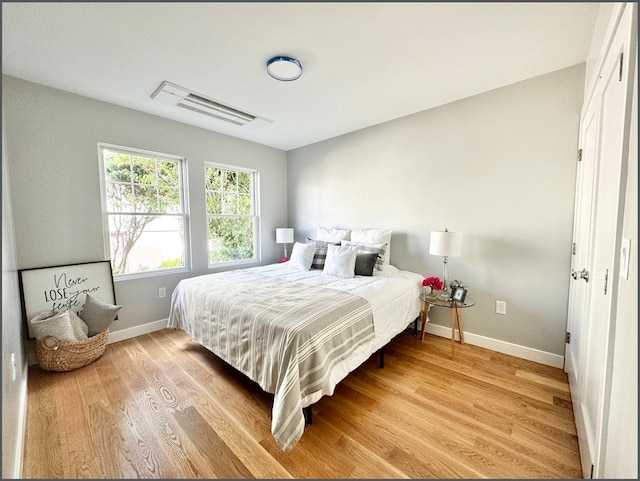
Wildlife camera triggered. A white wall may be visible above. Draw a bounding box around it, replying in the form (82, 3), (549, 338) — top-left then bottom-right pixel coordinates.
(287, 65), (585, 357)
(2, 107), (28, 478)
(2, 75), (288, 336)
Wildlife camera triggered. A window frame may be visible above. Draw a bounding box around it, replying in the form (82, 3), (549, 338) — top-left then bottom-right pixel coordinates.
(98, 142), (191, 281)
(204, 161), (261, 268)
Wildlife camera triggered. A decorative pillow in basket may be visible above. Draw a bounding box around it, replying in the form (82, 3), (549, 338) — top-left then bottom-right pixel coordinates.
(29, 295), (121, 372)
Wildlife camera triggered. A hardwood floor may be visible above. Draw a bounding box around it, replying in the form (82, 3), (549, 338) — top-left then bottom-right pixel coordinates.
(23, 328), (582, 478)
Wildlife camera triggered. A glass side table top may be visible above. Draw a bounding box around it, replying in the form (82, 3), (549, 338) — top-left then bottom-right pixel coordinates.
(419, 293), (476, 309)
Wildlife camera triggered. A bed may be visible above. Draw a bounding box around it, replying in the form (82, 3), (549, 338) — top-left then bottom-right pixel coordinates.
(167, 232), (423, 451)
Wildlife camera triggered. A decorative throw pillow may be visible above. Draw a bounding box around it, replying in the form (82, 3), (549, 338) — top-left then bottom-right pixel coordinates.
(68, 310), (89, 340)
(29, 309), (78, 342)
(306, 238), (340, 269)
(322, 244), (359, 278)
(354, 252), (379, 276)
(350, 228), (392, 265)
(316, 225), (351, 243)
(80, 294), (122, 336)
(287, 242), (316, 271)
(341, 240), (387, 270)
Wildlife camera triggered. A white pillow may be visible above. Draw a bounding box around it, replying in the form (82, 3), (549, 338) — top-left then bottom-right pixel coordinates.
(341, 240), (387, 270)
(317, 225), (351, 243)
(29, 309), (86, 342)
(68, 310), (89, 340)
(350, 228), (392, 265)
(287, 242), (316, 271)
(322, 244), (359, 278)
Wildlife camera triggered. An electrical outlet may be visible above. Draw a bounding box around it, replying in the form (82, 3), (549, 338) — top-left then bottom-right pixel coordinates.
(496, 300), (507, 315)
(10, 352), (17, 381)
(158, 287), (166, 298)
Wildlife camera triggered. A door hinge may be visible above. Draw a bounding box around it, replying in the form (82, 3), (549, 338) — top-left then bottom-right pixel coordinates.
(572, 242), (576, 255)
(577, 148), (583, 162)
(619, 52), (624, 82)
(604, 268), (609, 295)
(566, 332), (571, 344)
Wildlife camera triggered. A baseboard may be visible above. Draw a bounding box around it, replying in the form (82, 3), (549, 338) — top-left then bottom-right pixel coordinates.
(423, 322), (565, 368)
(13, 366), (28, 478)
(107, 318), (168, 344)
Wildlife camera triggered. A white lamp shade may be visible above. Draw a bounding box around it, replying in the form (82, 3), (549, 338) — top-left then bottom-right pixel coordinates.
(429, 230), (462, 257)
(276, 228), (294, 244)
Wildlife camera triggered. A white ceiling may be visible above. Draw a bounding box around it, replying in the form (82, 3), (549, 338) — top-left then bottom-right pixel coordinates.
(2, 2), (599, 151)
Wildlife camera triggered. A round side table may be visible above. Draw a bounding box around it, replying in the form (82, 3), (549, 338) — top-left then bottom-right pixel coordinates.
(419, 293), (475, 358)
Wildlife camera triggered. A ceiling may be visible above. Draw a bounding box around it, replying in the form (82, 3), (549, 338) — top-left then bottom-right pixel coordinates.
(2, 2), (600, 151)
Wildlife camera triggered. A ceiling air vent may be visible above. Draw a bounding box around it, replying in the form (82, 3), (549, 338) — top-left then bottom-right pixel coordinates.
(151, 81), (271, 129)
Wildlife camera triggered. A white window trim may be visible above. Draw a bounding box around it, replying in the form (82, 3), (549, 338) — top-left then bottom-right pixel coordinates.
(98, 142), (191, 281)
(204, 161), (261, 268)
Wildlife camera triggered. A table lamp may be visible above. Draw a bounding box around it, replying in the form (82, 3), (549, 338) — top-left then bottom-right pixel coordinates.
(429, 228), (462, 299)
(276, 228), (294, 259)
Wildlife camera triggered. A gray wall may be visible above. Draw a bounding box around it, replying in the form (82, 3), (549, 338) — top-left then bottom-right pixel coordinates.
(287, 64), (585, 356)
(2, 75), (288, 334)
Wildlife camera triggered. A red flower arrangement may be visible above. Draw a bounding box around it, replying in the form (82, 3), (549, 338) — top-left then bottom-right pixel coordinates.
(422, 276), (443, 291)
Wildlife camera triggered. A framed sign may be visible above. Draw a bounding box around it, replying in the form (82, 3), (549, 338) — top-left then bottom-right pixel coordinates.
(19, 260), (116, 338)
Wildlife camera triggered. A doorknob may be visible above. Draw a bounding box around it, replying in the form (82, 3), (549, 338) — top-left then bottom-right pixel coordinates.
(571, 269), (589, 282)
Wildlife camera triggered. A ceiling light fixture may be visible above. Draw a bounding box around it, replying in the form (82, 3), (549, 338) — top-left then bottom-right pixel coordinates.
(266, 56), (302, 81)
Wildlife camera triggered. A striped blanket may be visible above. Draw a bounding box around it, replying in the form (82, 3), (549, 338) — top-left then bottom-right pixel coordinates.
(167, 267), (375, 451)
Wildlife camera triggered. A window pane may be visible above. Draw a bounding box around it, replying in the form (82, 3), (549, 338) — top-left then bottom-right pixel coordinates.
(223, 192), (239, 214)
(158, 187), (181, 213)
(208, 217), (255, 263)
(133, 185), (159, 213)
(131, 156), (156, 185)
(237, 172), (251, 194)
(206, 191), (222, 214)
(224, 171), (237, 191)
(157, 160), (179, 187)
(104, 152), (132, 183)
(108, 214), (185, 275)
(205, 167), (222, 191)
(238, 193), (252, 215)
(101, 145), (188, 278)
(106, 182), (133, 212)
(205, 163), (258, 266)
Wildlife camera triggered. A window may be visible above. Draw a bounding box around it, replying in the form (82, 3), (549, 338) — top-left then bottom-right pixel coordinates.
(98, 144), (189, 278)
(205, 163), (259, 266)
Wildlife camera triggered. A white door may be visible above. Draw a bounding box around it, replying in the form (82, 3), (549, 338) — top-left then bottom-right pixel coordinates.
(565, 5), (634, 478)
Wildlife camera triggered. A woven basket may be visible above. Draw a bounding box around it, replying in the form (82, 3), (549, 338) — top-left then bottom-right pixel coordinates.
(36, 330), (109, 372)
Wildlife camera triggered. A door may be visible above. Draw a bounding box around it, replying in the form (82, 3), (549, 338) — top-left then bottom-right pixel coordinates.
(565, 5), (634, 478)
(565, 102), (597, 398)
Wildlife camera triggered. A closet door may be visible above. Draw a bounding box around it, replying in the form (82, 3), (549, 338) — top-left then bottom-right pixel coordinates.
(566, 4), (635, 478)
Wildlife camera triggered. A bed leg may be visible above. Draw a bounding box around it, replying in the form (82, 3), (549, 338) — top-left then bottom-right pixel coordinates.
(304, 406), (313, 425)
(413, 317), (418, 336)
(379, 348), (384, 369)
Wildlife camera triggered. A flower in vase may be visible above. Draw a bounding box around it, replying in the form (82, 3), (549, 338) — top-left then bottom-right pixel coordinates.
(422, 276), (443, 291)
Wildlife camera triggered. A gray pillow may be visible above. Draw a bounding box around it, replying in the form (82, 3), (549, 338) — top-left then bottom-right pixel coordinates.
(307, 238), (340, 269)
(80, 294), (121, 336)
(354, 253), (379, 276)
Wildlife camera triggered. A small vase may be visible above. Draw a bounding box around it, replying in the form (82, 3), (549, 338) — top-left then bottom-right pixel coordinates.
(423, 286), (432, 297)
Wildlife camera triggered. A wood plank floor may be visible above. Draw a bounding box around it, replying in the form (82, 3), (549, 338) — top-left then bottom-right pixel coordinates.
(23, 328), (582, 478)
